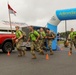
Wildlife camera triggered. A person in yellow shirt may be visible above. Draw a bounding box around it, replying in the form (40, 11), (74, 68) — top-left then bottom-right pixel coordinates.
(27, 26), (44, 59)
(13, 26), (26, 57)
(68, 28), (76, 54)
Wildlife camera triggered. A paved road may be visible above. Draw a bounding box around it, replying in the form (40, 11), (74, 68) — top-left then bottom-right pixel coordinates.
(0, 46), (76, 75)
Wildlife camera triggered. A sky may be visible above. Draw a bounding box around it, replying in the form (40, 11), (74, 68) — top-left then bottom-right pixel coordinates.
(0, 0), (76, 32)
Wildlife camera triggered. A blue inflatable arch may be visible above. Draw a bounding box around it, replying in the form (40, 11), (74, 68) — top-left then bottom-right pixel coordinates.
(47, 8), (76, 50)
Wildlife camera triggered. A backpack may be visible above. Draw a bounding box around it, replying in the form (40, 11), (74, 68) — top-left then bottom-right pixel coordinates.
(19, 30), (26, 41)
(73, 31), (76, 35)
(73, 31), (76, 39)
(51, 31), (56, 40)
(29, 30), (39, 39)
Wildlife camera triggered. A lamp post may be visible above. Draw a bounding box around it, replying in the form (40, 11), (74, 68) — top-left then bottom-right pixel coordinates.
(64, 20), (69, 47)
(65, 20), (68, 40)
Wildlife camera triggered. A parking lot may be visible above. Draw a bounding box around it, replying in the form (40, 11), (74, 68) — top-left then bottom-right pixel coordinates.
(0, 45), (76, 75)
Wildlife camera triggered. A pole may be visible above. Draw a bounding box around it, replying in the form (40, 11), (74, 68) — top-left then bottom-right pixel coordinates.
(8, 3), (12, 33)
(65, 20), (67, 40)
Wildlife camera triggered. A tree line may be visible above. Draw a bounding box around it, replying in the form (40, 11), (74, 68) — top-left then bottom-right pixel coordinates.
(58, 31), (71, 38)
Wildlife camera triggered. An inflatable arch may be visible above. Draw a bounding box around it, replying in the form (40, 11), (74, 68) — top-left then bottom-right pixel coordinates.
(47, 8), (76, 50)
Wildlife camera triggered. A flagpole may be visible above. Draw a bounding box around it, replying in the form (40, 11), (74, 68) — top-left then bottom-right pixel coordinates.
(8, 3), (12, 33)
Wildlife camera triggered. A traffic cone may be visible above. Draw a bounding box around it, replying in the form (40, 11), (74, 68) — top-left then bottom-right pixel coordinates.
(46, 54), (49, 60)
(7, 51), (10, 56)
(68, 51), (71, 56)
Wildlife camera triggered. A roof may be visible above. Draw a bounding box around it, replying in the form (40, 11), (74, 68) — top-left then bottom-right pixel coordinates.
(0, 21), (28, 30)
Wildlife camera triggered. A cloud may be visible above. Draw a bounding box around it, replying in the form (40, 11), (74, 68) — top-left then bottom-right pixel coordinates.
(0, 0), (76, 32)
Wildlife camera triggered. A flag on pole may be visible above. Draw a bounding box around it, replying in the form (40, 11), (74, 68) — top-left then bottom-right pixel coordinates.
(8, 4), (16, 15)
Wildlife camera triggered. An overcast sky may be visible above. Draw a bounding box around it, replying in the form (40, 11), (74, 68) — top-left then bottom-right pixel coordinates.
(0, 0), (76, 32)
